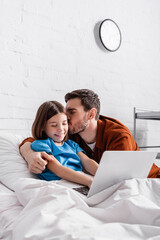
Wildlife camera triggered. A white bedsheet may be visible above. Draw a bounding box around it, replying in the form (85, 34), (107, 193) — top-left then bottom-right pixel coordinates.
(1, 177), (160, 240)
(0, 183), (23, 239)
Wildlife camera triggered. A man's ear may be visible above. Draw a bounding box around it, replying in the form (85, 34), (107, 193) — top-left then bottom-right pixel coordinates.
(88, 108), (97, 120)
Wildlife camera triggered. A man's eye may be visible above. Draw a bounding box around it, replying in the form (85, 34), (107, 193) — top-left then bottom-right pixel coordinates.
(69, 110), (76, 115)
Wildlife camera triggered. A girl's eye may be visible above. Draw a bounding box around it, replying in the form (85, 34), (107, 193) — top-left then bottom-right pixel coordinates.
(51, 125), (57, 127)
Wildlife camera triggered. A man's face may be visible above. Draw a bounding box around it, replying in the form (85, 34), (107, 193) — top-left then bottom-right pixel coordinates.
(65, 98), (89, 135)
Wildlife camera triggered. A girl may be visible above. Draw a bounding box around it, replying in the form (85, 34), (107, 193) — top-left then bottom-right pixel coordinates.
(31, 101), (98, 188)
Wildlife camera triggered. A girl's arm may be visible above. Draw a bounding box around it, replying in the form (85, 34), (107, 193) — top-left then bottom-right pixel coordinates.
(47, 155), (93, 188)
(77, 151), (98, 176)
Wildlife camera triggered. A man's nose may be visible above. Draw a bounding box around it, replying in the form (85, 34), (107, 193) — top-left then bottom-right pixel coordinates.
(66, 114), (70, 120)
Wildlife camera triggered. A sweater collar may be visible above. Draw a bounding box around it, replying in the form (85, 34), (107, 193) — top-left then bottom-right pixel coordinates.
(95, 118), (106, 150)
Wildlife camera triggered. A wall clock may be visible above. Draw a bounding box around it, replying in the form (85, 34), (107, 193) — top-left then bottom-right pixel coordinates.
(99, 19), (122, 52)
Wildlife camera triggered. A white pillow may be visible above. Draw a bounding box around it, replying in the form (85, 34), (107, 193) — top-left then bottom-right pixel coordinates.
(0, 133), (37, 191)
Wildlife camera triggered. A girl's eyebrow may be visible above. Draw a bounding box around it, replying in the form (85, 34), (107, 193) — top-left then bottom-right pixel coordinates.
(49, 120), (67, 124)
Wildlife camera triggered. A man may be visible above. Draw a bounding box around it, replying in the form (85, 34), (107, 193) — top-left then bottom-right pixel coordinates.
(20, 89), (160, 178)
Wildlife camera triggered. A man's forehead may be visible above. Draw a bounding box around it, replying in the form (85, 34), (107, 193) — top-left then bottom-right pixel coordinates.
(65, 98), (82, 109)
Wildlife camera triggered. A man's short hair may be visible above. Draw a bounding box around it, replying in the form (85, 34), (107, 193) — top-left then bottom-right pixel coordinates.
(65, 89), (100, 120)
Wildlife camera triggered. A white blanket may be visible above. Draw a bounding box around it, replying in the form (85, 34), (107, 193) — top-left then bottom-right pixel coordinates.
(2, 177), (160, 240)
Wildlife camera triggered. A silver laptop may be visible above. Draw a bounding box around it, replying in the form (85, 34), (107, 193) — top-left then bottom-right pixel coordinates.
(73, 151), (157, 198)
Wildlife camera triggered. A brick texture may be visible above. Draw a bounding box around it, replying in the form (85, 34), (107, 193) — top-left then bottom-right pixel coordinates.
(0, 0), (160, 148)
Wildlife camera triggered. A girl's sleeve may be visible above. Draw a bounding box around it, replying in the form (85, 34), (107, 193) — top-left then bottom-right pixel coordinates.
(31, 139), (52, 154)
(68, 140), (86, 154)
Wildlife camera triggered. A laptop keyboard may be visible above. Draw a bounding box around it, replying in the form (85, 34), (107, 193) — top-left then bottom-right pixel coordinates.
(73, 186), (89, 196)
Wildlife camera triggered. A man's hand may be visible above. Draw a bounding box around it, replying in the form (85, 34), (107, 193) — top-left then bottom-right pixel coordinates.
(20, 142), (53, 174)
(26, 151), (51, 174)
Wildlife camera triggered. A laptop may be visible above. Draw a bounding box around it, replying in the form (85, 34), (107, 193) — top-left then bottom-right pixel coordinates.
(73, 151), (157, 198)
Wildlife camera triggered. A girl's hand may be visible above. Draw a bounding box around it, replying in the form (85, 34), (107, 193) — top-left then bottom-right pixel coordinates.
(87, 176), (93, 188)
(77, 151), (98, 175)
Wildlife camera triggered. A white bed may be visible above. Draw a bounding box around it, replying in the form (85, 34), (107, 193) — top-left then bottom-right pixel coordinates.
(0, 133), (160, 240)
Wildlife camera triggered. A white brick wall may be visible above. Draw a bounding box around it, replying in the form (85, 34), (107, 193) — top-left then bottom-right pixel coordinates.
(0, 0), (160, 148)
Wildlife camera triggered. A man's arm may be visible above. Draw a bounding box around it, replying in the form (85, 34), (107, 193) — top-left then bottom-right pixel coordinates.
(108, 133), (139, 151)
(19, 142), (53, 174)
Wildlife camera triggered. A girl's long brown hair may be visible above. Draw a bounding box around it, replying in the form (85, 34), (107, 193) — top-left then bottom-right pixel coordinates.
(32, 101), (67, 140)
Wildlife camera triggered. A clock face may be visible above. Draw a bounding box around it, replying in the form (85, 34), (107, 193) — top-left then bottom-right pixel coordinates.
(99, 19), (122, 52)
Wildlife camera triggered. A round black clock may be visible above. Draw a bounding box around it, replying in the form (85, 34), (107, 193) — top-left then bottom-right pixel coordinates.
(99, 19), (122, 52)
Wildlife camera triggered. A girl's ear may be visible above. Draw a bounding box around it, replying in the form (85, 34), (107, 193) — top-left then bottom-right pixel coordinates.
(88, 108), (97, 120)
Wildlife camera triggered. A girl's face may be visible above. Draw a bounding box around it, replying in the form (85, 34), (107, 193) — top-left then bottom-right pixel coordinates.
(45, 113), (68, 143)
